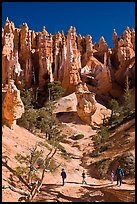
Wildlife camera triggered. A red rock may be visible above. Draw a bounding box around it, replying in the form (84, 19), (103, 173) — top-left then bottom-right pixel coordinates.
(2, 18), (135, 110)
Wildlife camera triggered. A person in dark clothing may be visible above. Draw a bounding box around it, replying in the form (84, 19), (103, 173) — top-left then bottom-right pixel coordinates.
(115, 165), (124, 186)
(61, 168), (67, 186)
(82, 170), (87, 184)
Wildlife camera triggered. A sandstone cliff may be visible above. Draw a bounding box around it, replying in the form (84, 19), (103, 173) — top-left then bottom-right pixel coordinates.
(2, 18), (135, 122)
(2, 19), (135, 99)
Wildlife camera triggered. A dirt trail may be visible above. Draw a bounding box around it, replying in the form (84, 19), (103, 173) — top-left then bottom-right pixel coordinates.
(2, 117), (135, 202)
(34, 119), (135, 202)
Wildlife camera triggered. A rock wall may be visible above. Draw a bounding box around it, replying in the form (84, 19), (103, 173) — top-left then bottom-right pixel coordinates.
(2, 18), (135, 101)
(112, 27), (135, 86)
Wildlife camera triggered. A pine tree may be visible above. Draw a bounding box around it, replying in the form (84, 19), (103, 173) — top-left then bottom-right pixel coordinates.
(123, 75), (131, 116)
(36, 101), (63, 143)
(47, 81), (64, 101)
(2, 145), (57, 202)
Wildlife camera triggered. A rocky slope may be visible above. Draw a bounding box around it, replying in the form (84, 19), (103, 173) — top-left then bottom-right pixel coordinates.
(2, 18), (135, 202)
(2, 94), (135, 202)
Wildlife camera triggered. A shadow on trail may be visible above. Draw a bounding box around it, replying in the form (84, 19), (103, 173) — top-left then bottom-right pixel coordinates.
(38, 185), (105, 202)
(66, 181), (83, 185)
(88, 182), (116, 187)
(34, 182), (128, 202)
(82, 185), (135, 202)
(35, 183), (87, 202)
(66, 181), (114, 188)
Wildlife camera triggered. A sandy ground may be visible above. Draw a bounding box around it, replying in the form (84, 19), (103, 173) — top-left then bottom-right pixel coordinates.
(2, 120), (135, 202)
(2, 94), (135, 202)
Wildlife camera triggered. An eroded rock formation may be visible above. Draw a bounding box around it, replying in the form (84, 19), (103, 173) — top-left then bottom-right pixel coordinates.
(113, 27), (135, 85)
(75, 83), (97, 125)
(2, 18), (135, 97)
(2, 80), (24, 129)
(81, 54), (112, 95)
(2, 18), (135, 126)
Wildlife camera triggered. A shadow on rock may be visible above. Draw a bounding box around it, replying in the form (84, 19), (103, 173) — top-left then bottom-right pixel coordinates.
(56, 111), (86, 125)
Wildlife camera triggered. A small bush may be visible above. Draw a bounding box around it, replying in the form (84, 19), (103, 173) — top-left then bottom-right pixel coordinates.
(57, 143), (67, 154)
(92, 134), (101, 146)
(95, 158), (111, 178)
(56, 143), (70, 159)
(70, 134), (84, 140)
(99, 142), (113, 153)
(47, 158), (58, 172)
(90, 149), (101, 157)
(17, 108), (37, 132)
(91, 142), (112, 157)
(99, 145), (108, 153)
(116, 153), (135, 177)
(93, 126), (109, 146)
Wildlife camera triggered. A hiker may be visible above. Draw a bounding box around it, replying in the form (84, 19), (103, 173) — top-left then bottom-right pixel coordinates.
(61, 168), (67, 186)
(81, 170), (87, 184)
(110, 170), (115, 184)
(115, 164), (124, 186)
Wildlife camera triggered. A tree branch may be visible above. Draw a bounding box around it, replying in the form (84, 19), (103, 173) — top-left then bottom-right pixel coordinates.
(31, 147), (57, 200)
(2, 160), (31, 190)
(2, 184), (30, 196)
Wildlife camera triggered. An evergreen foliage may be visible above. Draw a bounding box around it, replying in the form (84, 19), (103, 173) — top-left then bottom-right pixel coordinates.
(17, 108), (37, 132)
(2, 145), (57, 202)
(96, 126), (109, 143)
(47, 81), (64, 101)
(70, 134), (84, 140)
(107, 99), (119, 117)
(123, 76), (132, 116)
(17, 81), (64, 143)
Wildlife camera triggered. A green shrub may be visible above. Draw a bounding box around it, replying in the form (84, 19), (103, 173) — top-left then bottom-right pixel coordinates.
(95, 126), (109, 145)
(91, 142), (112, 157)
(95, 158), (111, 178)
(47, 158), (58, 172)
(92, 134), (101, 146)
(51, 141), (69, 159)
(70, 134), (84, 140)
(57, 143), (67, 154)
(123, 76), (132, 116)
(17, 108), (37, 132)
(47, 81), (64, 101)
(20, 89), (34, 110)
(90, 149), (101, 157)
(116, 153), (135, 177)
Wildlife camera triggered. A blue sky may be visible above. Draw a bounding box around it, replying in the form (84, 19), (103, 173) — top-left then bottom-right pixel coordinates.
(2, 2), (135, 48)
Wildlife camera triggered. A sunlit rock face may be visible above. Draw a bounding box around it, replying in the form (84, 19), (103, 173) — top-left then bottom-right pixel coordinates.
(2, 19), (135, 104)
(75, 83), (97, 125)
(60, 26), (82, 94)
(2, 80), (24, 129)
(112, 27), (135, 86)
